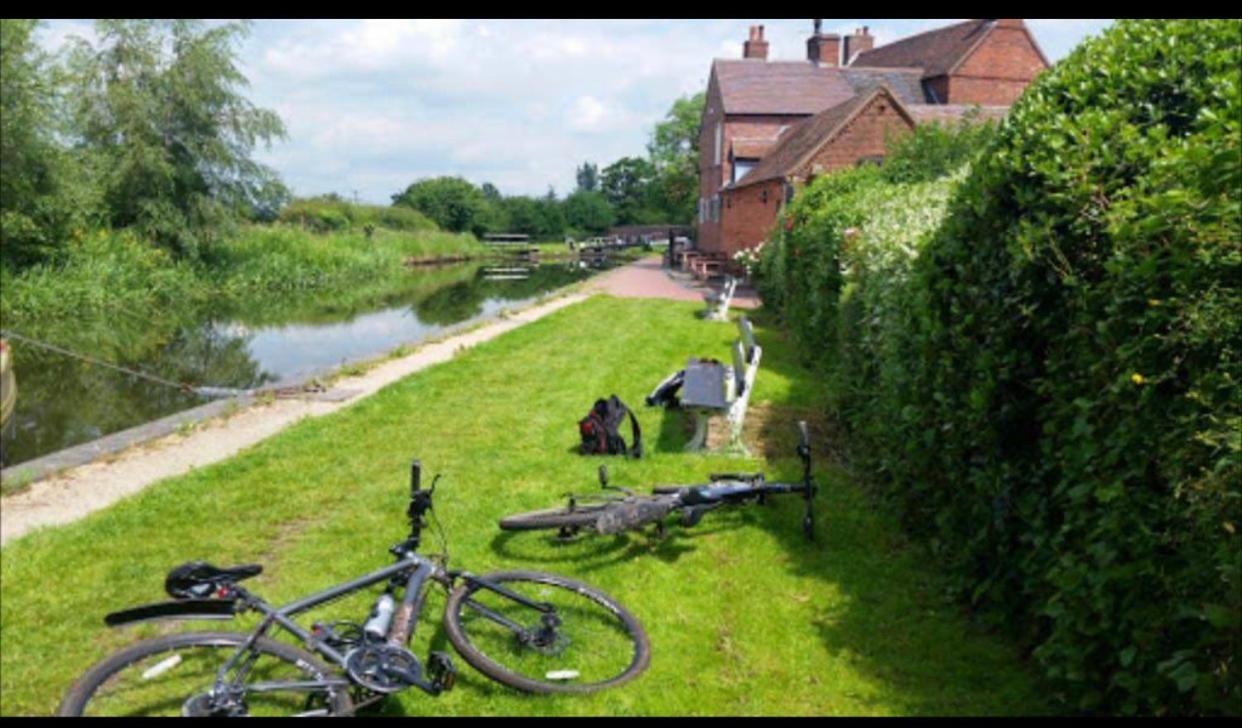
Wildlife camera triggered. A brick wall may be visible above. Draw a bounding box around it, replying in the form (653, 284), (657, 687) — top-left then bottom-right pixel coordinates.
(798, 96), (914, 175)
(698, 84), (806, 250)
(943, 25), (1047, 105)
(720, 179), (784, 254)
(716, 95), (915, 256)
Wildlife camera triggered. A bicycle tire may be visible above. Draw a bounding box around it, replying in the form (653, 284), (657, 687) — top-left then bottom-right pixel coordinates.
(57, 631), (353, 717)
(497, 503), (616, 532)
(442, 570), (650, 694)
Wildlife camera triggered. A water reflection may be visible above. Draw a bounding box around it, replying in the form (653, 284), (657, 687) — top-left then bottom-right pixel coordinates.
(1, 260), (612, 467)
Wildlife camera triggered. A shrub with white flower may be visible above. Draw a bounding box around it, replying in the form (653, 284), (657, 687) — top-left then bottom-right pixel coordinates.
(732, 243), (765, 276)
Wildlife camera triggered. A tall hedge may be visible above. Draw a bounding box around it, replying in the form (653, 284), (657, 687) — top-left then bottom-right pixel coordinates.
(760, 19), (1241, 714)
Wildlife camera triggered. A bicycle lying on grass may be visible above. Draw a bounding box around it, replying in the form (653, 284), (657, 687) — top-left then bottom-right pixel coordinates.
(499, 421), (817, 541)
(58, 461), (651, 716)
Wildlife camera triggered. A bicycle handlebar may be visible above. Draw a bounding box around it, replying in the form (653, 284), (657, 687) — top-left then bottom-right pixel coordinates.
(406, 459), (436, 549)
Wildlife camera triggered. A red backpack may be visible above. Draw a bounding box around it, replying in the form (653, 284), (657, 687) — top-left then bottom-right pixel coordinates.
(578, 395), (643, 458)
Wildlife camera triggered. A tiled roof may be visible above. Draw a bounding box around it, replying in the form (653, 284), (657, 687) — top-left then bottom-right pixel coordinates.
(731, 86), (913, 189)
(906, 104), (1009, 124)
(712, 60), (926, 115)
(850, 19), (994, 78)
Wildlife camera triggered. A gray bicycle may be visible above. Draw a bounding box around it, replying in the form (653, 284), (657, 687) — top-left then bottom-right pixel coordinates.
(58, 460), (650, 716)
(500, 421), (817, 541)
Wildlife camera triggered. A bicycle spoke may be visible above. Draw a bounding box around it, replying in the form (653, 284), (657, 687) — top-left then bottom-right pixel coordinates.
(453, 577), (641, 687)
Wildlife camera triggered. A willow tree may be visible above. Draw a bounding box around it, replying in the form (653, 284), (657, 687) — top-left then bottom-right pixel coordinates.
(65, 20), (288, 257)
(0, 19), (93, 267)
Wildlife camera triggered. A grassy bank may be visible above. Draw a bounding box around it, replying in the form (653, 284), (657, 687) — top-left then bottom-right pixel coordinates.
(0, 296), (1045, 716)
(0, 225), (485, 328)
(0, 225), (487, 370)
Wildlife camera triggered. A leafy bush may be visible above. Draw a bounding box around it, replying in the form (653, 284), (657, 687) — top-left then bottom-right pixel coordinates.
(879, 111), (997, 184)
(905, 19), (1239, 714)
(759, 19), (1241, 714)
(276, 196), (438, 235)
(391, 176), (489, 235)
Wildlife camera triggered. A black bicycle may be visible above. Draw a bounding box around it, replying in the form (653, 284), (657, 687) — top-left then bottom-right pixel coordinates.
(58, 460), (651, 717)
(499, 422), (817, 541)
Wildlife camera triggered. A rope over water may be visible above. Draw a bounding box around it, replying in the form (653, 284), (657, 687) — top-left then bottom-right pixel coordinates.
(0, 329), (321, 400)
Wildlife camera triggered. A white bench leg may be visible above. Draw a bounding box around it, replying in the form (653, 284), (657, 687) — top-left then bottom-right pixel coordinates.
(685, 409), (710, 451)
(725, 398), (750, 456)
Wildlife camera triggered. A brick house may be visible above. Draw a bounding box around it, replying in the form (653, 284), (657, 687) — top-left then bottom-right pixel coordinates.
(696, 19), (1048, 256)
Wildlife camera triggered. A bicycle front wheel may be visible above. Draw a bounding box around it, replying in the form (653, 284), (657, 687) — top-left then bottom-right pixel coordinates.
(57, 631), (353, 717)
(443, 570), (650, 694)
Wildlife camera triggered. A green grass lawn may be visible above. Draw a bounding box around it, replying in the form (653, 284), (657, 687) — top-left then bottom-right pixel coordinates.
(0, 295), (1046, 716)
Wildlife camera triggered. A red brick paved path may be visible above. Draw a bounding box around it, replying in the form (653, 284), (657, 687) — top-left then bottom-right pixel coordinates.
(586, 256), (760, 309)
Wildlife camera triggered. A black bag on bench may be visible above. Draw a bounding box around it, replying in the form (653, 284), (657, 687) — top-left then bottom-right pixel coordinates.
(579, 395), (643, 458)
(645, 369), (684, 409)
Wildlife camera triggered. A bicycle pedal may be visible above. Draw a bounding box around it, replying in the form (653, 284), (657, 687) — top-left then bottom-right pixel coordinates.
(427, 651), (456, 693)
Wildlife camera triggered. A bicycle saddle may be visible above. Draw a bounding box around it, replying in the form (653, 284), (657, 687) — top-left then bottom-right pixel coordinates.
(165, 561), (262, 599)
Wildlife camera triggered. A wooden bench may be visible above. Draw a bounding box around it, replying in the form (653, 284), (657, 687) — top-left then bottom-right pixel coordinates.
(702, 276), (737, 321)
(677, 249), (703, 272)
(690, 255), (727, 280)
(679, 316), (762, 455)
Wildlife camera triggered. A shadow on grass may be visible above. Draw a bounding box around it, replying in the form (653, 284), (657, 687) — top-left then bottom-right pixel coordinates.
(724, 307), (1047, 715)
(488, 518), (757, 573)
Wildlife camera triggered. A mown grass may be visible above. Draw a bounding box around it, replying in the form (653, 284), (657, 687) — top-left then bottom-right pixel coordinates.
(0, 296), (1047, 716)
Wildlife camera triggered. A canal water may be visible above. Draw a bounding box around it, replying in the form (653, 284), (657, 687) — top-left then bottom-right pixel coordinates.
(0, 259), (612, 468)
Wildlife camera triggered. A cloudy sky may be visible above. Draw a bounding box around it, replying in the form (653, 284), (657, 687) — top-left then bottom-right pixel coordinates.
(37, 19), (1114, 204)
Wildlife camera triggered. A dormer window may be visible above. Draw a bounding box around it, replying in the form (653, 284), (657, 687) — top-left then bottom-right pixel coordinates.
(731, 157), (759, 185)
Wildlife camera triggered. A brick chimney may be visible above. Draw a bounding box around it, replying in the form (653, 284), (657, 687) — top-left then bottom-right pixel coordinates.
(806, 19), (841, 67)
(743, 25), (769, 60)
(843, 26), (873, 65)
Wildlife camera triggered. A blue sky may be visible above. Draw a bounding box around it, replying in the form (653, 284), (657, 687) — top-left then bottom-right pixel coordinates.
(37, 19), (1115, 204)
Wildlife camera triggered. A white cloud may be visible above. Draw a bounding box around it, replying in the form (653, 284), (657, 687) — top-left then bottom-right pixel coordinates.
(35, 19), (1111, 203)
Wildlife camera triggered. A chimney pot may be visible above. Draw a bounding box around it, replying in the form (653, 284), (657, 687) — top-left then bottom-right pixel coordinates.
(843, 26), (875, 65)
(743, 24), (769, 60)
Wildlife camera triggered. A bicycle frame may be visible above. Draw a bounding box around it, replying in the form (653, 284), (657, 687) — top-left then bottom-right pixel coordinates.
(203, 550), (556, 707)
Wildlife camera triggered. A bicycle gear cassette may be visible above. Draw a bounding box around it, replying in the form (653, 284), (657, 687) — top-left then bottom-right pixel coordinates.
(344, 644), (422, 694)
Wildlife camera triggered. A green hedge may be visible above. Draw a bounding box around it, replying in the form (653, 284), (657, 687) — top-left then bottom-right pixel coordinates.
(757, 19), (1241, 714)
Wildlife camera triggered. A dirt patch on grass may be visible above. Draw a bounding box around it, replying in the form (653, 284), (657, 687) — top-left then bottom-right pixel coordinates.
(700, 402), (835, 461)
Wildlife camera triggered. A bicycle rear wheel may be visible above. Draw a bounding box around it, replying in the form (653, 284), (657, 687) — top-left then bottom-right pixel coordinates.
(57, 631), (352, 717)
(497, 503), (614, 532)
(443, 570), (650, 694)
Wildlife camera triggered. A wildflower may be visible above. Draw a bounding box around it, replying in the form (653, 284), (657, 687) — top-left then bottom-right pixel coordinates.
(1130, 373), (1145, 385)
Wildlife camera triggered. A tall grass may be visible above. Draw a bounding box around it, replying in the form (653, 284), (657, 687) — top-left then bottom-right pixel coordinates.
(0, 225), (486, 340)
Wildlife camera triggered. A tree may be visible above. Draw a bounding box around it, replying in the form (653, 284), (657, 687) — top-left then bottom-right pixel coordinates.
(574, 162), (599, 193)
(562, 190), (615, 236)
(479, 182), (502, 202)
(64, 20), (288, 258)
(0, 19), (95, 267)
(391, 176), (487, 235)
(497, 196), (540, 236)
(646, 92), (704, 225)
(601, 156), (659, 225)
(535, 191), (565, 238)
